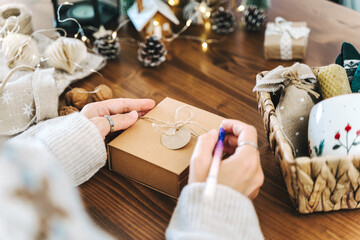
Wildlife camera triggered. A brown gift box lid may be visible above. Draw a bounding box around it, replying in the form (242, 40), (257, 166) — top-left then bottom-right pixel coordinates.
(107, 97), (225, 198)
(264, 21), (308, 60)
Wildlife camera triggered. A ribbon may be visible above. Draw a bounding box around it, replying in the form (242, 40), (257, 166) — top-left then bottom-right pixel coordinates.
(253, 62), (320, 98)
(141, 105), (208, 137)
(265, 17), (310, 60)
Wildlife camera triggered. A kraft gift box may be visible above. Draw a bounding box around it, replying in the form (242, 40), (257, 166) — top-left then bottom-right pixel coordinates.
(107, 97), (225, 198)
(264, 18), (310, 60)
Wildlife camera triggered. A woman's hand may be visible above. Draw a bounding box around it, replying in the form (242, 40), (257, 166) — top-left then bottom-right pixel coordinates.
(189, 119), (264, 200)
(81, 98), (156, 139)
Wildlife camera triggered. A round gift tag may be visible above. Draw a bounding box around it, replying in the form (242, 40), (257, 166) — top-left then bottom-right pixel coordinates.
(161, 127), (191, 150)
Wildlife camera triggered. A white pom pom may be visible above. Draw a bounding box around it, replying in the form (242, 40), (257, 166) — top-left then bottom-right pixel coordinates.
(1, 33), (39, 68)
(44, 37), (87, 74)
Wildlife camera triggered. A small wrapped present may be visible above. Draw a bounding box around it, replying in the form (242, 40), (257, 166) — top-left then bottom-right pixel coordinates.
(264, 17), (310, 60)
(107, 97), (224, 198)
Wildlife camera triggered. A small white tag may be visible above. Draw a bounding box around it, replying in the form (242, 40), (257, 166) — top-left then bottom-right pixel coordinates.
(161, 127), (191, 150)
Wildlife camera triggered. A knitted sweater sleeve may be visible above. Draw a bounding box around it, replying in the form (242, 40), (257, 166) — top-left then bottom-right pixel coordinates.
(10, 112), (107, 186)
(166, 182), (264, 240)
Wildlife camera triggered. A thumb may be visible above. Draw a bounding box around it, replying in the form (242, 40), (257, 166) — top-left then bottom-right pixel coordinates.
(190, 129), (218, 182)
(111, 110), (139, 131)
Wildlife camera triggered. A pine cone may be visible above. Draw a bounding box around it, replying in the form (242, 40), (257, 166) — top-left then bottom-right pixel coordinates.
(211, 7), (237, 34)
(94, 34), (120, 60)
(138, 36), (167, 67)
(242, 5), (267, 32)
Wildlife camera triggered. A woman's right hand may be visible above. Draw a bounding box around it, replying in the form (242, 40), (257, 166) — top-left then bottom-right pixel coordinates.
(189, 119), (264, 200)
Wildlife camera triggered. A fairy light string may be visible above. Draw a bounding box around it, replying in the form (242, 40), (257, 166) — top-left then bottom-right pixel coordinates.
(1, 0), (242, 88)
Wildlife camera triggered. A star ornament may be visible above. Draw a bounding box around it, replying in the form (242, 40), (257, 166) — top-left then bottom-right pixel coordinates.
(22, 103), (34, 118)
(93, 25), (112, 39)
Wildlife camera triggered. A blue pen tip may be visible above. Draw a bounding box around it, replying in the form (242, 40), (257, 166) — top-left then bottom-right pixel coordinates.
(219, 126), (226, 140)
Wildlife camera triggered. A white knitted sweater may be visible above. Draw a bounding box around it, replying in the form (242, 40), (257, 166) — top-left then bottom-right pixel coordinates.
(0, 113), (263, 239)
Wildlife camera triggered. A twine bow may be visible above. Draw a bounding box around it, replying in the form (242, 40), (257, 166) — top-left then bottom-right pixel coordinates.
(282, 69), (320, 98)
(253, 63), (319, 98)
(268, 17), (310, 40)
(141, 105), (208, 137)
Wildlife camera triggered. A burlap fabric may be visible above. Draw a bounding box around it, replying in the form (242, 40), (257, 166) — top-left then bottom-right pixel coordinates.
(254, 63), (320, 157)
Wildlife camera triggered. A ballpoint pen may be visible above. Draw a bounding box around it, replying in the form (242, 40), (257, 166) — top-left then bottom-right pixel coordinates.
(203, 126), (226, 199)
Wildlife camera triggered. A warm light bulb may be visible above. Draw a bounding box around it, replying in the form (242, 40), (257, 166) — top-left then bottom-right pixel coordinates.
(81, 35), (87, 42)
(168, 0), (179, 6)
(237, 5), (245, 12)
(153, 20), (160, 26)
(205, 11), (211, 18)
(112, 31), (117, 39)
(199, 2), (207, 14)
(186, 19), (192, 27)
(205, 21), (211, 31)
(201, 42), (208, 52)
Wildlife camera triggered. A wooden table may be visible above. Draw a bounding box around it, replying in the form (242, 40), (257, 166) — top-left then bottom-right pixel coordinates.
(8, 0), (360, 239)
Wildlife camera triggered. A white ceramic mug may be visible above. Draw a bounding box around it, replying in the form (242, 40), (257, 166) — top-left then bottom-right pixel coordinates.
(308, 93), (360, 157)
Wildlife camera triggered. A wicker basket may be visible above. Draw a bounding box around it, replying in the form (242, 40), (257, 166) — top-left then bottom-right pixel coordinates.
(256, 71), (360, 214)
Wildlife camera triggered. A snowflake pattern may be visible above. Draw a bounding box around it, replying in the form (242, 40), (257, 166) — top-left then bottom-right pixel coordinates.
(9, 126), (20, 135)
(1, 91), (13, 104)
(22, 103), (34, 118)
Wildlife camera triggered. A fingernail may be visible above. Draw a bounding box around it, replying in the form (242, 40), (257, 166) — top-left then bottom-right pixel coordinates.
(129, 110), (138, 118)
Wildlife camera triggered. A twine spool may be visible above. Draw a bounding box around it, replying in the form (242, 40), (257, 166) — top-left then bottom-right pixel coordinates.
(0, 4), (33, 35)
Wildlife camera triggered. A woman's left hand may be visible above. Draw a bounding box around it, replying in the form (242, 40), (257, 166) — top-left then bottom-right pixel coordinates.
(81, 98), (156, 139)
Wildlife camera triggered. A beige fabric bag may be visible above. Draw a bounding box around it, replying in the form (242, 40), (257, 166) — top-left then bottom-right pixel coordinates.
(254, 63), (320, 157)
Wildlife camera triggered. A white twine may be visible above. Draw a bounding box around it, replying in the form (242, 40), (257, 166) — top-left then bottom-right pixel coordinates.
(0, 4), (33, 36)
(141, 105), (208, 138)
(0, 16), (20, 40)
(0, 65), (35, 94)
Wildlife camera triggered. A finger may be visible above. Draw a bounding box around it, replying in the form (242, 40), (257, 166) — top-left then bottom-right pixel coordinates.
(138, 110), (151, 117)
(224, 142), (260, 166)
(82, 98), (155, 119)
(189, 129), (218, 182)
(223, 146), (236, 155)
(106, 98), (156, 115)
(248, 188), (260, 200)
(110, 110), (139, 131)
(221, 119), (257, 144)
(224, 134), (238, 148)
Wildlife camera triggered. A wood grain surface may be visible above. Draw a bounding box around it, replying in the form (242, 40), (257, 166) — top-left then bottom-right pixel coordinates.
(8, 0), (360, 239)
